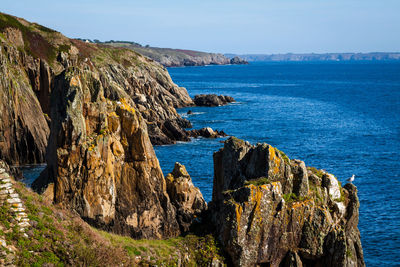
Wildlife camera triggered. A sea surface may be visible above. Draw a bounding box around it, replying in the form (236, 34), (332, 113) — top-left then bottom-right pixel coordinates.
(22, 62), (400, 266)
(155, 62), (400, 266)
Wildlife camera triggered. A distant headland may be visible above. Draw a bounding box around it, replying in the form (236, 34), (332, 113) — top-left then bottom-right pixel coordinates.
(77, 39), (248, 67)
(225, 52), (400, 62)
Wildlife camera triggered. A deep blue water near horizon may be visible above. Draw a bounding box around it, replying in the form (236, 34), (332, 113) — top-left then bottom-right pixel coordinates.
(155, 62), (400, 266)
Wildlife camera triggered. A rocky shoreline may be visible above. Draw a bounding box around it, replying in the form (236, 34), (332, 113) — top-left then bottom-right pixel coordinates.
(0, 12), (364, 266)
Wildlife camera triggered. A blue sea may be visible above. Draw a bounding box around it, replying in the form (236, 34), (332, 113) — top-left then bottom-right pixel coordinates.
(155, 62), (400, 266)
(22, 62), (399, 266)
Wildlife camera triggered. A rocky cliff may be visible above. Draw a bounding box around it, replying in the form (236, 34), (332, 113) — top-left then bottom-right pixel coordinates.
(0, 12), (194, 168)
(0, 27), (50, 165)
(210, 137), (364, 267)
(0, 12), (200, 238)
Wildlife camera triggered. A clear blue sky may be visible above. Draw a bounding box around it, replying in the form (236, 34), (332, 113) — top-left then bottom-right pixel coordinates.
(2, 0), (399, 54)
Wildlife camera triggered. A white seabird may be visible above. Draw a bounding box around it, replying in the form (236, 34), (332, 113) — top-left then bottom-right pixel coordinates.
(347, 174), (355, 183)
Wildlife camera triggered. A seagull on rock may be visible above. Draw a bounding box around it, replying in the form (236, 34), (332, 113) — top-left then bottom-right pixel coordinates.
(347, 174), (355, 183)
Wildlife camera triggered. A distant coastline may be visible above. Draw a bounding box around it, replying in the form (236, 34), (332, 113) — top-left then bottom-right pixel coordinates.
(77, 39), (248, 67)
(225, 52), (400, 62)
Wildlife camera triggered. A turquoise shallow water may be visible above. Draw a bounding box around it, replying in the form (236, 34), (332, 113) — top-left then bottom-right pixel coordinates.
(155, 62), (400, 266)
(22, 62), (400, 266)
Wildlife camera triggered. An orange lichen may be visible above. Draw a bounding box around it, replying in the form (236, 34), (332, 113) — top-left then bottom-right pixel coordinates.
(269, 146), (281, 175)
(70, 75), (80, 87)
(118, 98), (135, 114)
(271, 181), (281, 193)
(235, 203), (243, 232)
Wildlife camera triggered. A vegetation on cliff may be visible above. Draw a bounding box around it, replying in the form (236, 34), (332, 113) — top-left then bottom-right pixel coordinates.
(0, 177), (224, 266)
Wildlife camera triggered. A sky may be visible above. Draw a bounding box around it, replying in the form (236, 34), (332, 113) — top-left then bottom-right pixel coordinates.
(1, 0), (400, 54)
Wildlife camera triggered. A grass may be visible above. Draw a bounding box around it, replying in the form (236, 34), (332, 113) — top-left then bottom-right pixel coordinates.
(346, 249), (353, 258)
(0, 181), (225, 266)
(244, 177), (270, 186)
(283, 192), (309, 203)
(277, 149), (290, 164)
(308, 167), (325, 178)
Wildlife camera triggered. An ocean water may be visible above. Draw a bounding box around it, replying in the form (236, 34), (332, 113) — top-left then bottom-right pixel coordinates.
(154, 62), (400, 266)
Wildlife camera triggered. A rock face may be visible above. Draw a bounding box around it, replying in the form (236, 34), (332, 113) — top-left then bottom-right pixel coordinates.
(35, 67), (180, 239)
(230, 56), (248, 65)
(193, 94), (235, 107)
(210, 137), (364, 267)
(166, 163), (207, 232)
(0, 30), (50, 165)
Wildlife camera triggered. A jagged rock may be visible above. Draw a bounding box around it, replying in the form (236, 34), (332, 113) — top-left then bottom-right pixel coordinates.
(230, 56), (248, 65)
(193, 94), (235, 107)
(209, 137), (364, 267)
(166, 163), (207, 232)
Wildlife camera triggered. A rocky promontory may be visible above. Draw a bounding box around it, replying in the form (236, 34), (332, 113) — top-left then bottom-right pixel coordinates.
(102, 41), (248, 67)
(209, 137), (364, 266)
(193, 94), (235, 107)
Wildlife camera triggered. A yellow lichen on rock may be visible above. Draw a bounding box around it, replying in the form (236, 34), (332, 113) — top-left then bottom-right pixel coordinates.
(119, 97), (136, 114)
(268, 146), (281, 175)
(235, 203), (243, 232)
(70, 75), (80, 87)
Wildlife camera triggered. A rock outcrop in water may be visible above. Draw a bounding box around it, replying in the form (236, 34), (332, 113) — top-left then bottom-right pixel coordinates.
(210, 137), (364, 267)
(230, 56), (249, 65)
(166, 163), (206, 232)
(193, 94), (235, 107)
(188, 127), (227, 139)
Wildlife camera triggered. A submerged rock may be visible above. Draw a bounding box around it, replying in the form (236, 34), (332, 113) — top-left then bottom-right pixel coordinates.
(209, 137), (364, 267)
(166, 162), (207, 232)
(193, 94), (235, 107)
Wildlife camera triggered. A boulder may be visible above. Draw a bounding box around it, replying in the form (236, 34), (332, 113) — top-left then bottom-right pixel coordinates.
(166, 162), (207, 232)
(193, 94), (235, 107)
